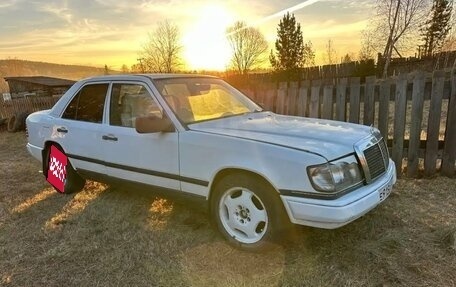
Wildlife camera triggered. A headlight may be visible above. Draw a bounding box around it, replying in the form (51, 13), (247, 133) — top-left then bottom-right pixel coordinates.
(308, 155), (363, 193)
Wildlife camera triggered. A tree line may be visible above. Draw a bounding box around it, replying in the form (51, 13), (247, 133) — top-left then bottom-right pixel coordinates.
(130, 0), (455, 78)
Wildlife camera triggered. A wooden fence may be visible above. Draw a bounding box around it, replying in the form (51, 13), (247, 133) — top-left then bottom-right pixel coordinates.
(239, 70), (456, 178)
(0, 96), (59, 120)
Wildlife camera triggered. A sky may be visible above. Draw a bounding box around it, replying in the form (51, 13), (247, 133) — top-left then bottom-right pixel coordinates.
(0, 0), (374, 70)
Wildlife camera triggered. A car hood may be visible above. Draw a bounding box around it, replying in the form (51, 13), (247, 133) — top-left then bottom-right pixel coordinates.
(188, 112), (373, 160)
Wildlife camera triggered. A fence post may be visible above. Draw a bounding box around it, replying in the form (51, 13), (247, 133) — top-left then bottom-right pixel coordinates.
(349, 77), (360, 124)
(364, 76), (376, 126)
(424, 70), (445, 176)
(264, 87), (276, 112)
(309, 80), (321, 118)
(378, 78), (391, 139)
(392, 74), (408, 176)
(287, 82), (299, 116)
(276, 82), (287, 115)
(321, 85), (333, 119)
(297, 80), (309, 117)
(407, 72), (426, 177)
(441, 70), (456, 177)
(336, 78), (347, 121)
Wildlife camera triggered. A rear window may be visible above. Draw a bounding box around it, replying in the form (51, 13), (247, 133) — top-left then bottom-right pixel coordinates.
(62, 84), (108, 123)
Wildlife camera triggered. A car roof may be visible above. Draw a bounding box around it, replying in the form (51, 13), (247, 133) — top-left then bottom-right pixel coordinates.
(81, 74), (217, 82)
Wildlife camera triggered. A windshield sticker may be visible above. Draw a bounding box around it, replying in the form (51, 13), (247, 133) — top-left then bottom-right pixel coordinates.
(47, 146), (67, 192)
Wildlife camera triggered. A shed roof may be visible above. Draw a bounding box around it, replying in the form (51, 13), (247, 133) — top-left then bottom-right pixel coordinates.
(4, 76), (76, 87)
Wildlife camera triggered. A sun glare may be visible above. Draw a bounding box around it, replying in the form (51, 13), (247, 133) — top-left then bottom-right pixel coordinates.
(183, 5), (234, 71)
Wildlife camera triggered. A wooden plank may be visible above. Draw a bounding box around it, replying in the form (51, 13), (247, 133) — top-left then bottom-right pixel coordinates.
(425, 70), (445, 176)
(309, 81), (321, 118)
(378, 79), (391, 139)
(441, 71), (456, 176)
(424, 71), (445, 176)
(349, 77), (360, 123)
(407, 72), (426, 177)
(255, 89), (265, 107)
(240, 88), (254, 99)
(264, 88), (276, 111)
(297, 81), (309, 117)
(336, 78), (347, 121)
(276, 87), (286, 115)
(392, 74), (408, 176)
(287, 82), (299, 115)
(276, 82), (287, 114)
(363, 76), (376, 126)
(321, 85), (333, 119)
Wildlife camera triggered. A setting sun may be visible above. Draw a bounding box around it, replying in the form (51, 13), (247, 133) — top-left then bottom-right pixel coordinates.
(182, 5), (235, 71)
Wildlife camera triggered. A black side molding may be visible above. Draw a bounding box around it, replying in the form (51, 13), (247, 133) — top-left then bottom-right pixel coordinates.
(67, 154), (209, 187)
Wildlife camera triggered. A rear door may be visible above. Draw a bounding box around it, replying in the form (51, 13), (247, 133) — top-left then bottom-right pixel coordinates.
(101, 82), (180, 190)
(54, 83), (109, 174)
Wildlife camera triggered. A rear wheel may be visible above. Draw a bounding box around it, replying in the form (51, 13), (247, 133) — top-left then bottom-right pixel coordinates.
(211, 173), (291, 251)
(44, 144), (85, 194)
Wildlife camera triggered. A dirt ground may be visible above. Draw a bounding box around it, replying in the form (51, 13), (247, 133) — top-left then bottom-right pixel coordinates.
(0, 131), (455, 287)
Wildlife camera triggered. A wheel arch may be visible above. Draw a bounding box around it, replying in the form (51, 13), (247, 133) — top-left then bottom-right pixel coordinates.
(207, 167), (281, 208)
(41, 141), (73, 177)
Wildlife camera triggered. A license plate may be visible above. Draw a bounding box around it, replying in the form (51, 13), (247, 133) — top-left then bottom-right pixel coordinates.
(379, 183), (393, 202)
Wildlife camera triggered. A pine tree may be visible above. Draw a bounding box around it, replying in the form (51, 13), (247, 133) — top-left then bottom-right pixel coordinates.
(269, 12), (314, 73)
(421, 0), (453, 56)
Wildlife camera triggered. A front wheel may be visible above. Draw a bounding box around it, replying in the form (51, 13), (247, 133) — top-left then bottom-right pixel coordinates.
(211, 173), (291, 251)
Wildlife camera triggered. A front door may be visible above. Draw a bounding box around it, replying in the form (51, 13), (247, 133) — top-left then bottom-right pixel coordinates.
(101, 82), (180, 190)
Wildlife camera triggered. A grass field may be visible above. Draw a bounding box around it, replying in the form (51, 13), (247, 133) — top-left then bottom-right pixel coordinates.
(0, 132), (455, 287)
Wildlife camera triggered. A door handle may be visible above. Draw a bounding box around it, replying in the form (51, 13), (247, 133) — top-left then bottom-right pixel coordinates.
(57, 127), (68, 133)
(102, 135), (118, 141)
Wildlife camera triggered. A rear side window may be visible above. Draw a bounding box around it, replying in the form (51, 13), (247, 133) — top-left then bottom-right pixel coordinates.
(62, 84), (108, 123)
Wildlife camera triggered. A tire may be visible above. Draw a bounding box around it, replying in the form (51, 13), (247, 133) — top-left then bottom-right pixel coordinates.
(211, 173), (291, 251)
(6, 112), (28, 132)
(17, 112), (28, 131)
(44, 144), (86, 194)
(7, 114), (18, 132)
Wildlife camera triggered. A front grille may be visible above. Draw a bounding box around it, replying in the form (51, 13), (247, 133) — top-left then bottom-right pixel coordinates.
(363, 139), (388, 180)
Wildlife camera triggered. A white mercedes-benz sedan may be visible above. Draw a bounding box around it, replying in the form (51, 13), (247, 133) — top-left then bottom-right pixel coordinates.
(26, 74), (396, 250)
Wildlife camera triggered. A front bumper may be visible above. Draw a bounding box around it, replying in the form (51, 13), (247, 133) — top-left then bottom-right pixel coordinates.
(281, 160), (396, 229)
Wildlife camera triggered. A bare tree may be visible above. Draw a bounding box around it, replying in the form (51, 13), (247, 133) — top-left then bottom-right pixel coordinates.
(141, 20), (183, 73)
(366, 0), (429, 77)
(226, 21), (269, 74)
(359, 30), (377, 61)
(323, 39), (338, 65)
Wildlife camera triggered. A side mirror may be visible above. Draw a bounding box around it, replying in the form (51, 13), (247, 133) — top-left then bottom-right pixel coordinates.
(135, 116), (175, 133)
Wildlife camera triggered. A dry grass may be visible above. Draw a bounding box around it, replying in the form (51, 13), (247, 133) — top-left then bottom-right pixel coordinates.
(1, 131), (455, 287)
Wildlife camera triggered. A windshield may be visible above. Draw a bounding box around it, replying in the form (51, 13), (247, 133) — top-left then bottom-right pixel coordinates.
(153, 77), (261, 124)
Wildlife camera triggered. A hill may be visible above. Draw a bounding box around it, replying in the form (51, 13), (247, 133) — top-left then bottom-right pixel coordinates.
(0, 59), (112, 93)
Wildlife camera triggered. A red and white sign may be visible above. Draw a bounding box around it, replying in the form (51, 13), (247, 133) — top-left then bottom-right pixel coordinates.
(47, 146), (67, 192)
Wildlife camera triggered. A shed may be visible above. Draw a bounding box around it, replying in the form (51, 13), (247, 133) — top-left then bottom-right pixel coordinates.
(4, 76), (76, 98)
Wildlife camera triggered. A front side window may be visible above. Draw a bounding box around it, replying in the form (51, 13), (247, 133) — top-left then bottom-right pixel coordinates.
(154, 77), (260, 124)
(62, 84), (108, 123)
(109, 83), (162, 128)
